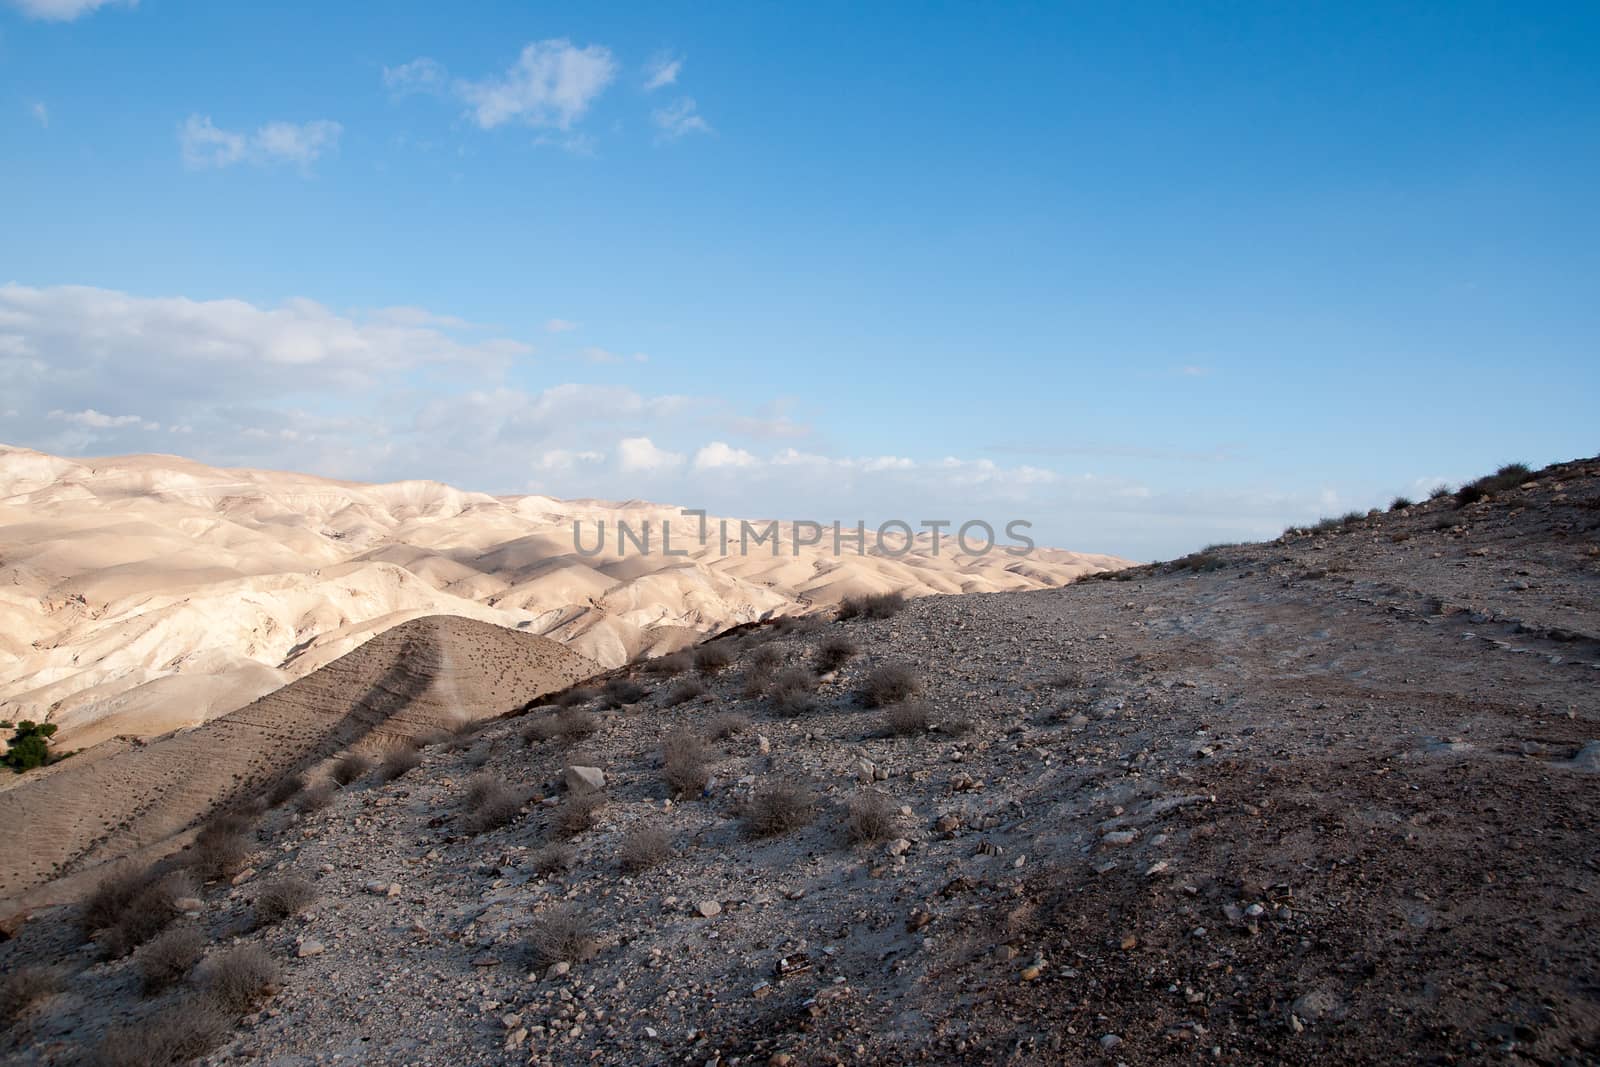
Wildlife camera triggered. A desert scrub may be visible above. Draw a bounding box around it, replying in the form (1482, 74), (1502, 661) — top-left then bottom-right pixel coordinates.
(694, 642), (734, 676)
(88, 867), (197, 958)
(644, 651), (692, 676)
(767, 668), (818, 717)
(462, 776), (527, 833)
(604, 676), (649, 707)
(137, 926), (206, 994)
(265, 773), (306, 808)
(618, 826), (674, 872)
(253, 876), (316, 926)
(331, 752), (374, 786)
(661, 678), (707, 707)
(294, 782), (335, 813)
(860, 664), (920, 707)
(814, 635), (858, 673)
(377, 743), (422, 782)
(661, 730), (711, 798)
(556, 707), (600, 741)
(522, 713), (561, 745)
(554, 790), (605, 838)
(556, 686), (599, 708)
(837, 591), (906, 621)
(94, 997), (231, 1067)
(531, 842), (576, 876)
(844, 790), (897, 844)
(884, 700), (931, 736)
(743, 778), (816, 838)
(524, 904), (598, 968)
(708, 711), (750, 739)
(0, 965), (62, 1028)
(749, 642), (784, 673)
(199, 944), (279, 1014)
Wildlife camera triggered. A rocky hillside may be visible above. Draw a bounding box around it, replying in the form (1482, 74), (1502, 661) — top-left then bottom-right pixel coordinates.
(0, 457), (1595, 1065)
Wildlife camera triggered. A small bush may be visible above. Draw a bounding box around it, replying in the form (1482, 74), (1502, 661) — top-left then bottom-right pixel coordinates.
(200, 944), (279, 1014)
(708, 712), (750, 740)
(94, 998), (231, 1067)
(814, 635), (858, 673)
(1389, 496), (1413, 511)
(743, 778), (816, 838)
(769, 675), (818, 718)
(749, 642), (784, 672)
(694, 643), (734, 676)
(187, 820), (251, 882)
(1, 719), (60, 773)
(661, 731), (711, 798)
(254, 876), (316, 926)
(844, 790), (897, 845)
(530, 842), (575, 876)
(265, 774), (306, 808)
(462, 742), (493, 768)
(294, 783), (335, 813)
(860, 664), (920, 708)
(554, 790), (605, 838)
(1428, 485), (1452, 500)
(604, 677), (648, 707)
(137, 926), (206, 994)
(0, 964), (62, 1028)
(662, 678), (707, 707)
(644, 651), (692, 676)
(556, 687), (599, 708)
(524, 905), (598, 969)
(556, 707), (599, 741)
(837, 591), (906, 621)
(94, 868), (196, 957)
(462, 777), (527, 834)
(331, 752), (374, 786)
(522, 715), (561, 745)
(79, 866), (157, 939)
(377, 744), (422, 782)
(884, 700), (931, 736)
(1457, 463), (1533, 507)
(619, 826), (674, 872)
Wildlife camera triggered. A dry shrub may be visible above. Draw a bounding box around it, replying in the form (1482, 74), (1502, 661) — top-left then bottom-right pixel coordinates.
(619, 826), (673, 872)
(415, 726), (453, 747)
(530, 842), (575, 876)
(554, 790), (605, 838)
(556, 707), (599, 741)
(96, 869), (195, 958)
(743, 778), (816, 838)
(522, 715), (561, 745)
(556, 687), (599, 708)
(604, 676), (648, 706)
(0, 965), (63, 1028)
(294, 782), (335, 813)
(645, 651), (692, 676)
(137, 926), (206, 995)
(814, 635), (858, 673)
(79, 865), (157, 939)
(94, 997), (231, 1067)
(860, 664), (919, 708)
(462, 777), (527, 834)
(377, 744), (422, 782)
(199, 944), (279, 1014)
(661, 730), (710, 798)
(524, 904), (597, 969)
(884, 700), (931, 736)
(331, 752), (374, 786)
(254, 876), (316, 926)
(708, 712), (750, 740)
(662, 678), (707, 707)
(844, 790), (897, 844)
(837, 591), (906, 621)
(768, 668), (818, 717)
(694, 642), (734, 675)
(265, 774), (306, 808)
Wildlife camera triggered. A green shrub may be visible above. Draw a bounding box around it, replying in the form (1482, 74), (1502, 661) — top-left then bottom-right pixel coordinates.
(2, 720), (59, 772)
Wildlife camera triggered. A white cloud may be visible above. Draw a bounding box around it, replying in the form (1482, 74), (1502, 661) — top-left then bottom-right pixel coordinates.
(652, 97), (711, 139)
(617, 436), (683, 473)
(30, 102), (49, 128)
(692, 441), (757, 471)
(533, 449), (605, 472)
(457, 39), (617, 130)
(48, 408), (156, 430)
(179, 115), (343, 171)
(545, 318), (580, 333)
(581, 346), (621, 364)
(644, 54), (683, 91)
(7, 0), (130, 20)
(383, 57), (447, 96)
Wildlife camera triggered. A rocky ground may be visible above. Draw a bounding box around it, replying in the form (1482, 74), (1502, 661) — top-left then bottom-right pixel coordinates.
(2, 458), (1597, 1066)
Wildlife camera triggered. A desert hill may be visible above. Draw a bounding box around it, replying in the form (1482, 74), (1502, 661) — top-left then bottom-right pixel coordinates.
(1, 456), (1595, 1065)
(0, 615), (593, 909)
(0, 445), (1129, 750)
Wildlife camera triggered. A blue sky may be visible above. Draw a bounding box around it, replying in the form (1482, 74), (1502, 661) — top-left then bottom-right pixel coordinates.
(2, 0), (1596, 559)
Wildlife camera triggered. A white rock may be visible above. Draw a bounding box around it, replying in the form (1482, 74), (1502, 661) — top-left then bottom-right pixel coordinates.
(563, 765), (606, 792)
(696, 900), (723, 918)
(297, 939), (325, 958)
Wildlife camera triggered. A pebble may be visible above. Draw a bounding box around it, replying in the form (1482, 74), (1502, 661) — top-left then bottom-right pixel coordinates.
(886, 838), (912, 857)
(1100, 1034), (1122, 1050)
(1102, 830), (1138, 846)
(297, 940), (325, 958)
(696, 900), (723, 918)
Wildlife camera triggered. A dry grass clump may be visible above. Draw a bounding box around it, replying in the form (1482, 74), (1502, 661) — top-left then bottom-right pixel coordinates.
(644, 651), (692, 676)
(618, 826), (674, 872)
(661, 730), (711, 798)
(80, 864), (194, 957)
(554, 790), (605, 838)
(462, 776), (528, 834)
(524, 905), (598, 969)
(294, 782), (335, 813)
(708, 711), (751, 740)
(265, 773), (306, 808)
(137, 926), (206, 994)
(377, 743), (422, 782)
(186, 818), (250, 881)
(837, 591), (906, 621)
(750, 642), (784, 673)
(743, 778), (816, 838)
(556, 686), (599, 708)
(414, 726), (453, 747)
(530, 842), (576, 876)
(694, 642), (734, 675)
(522, 714), (561, 745)
(331, 752), (374, 786)
(556, 707), (600, 741)
(1389, 495), (1413, 512)
(1456, 462), (1534, 506)
(199, 944), (279, 1014)
(254, 876), (316, 926)
(768, 668), (818, 717)
(884, 700), (931, 736)
(662, 677), (707, 707)
(0, 965), (63, 1028)
(604, 676), (649, 707)
(844, 790), (898, 844)
(860, 664), (920, 708)
(814, 635), (859, 673)
(94, 998), (232, 1067)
